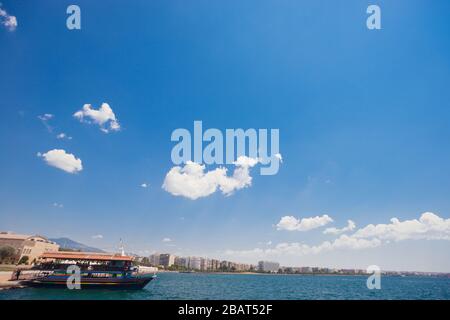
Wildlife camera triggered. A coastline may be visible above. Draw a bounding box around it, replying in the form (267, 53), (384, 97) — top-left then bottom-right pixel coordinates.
(0, 271), (25, 291)
(159, 270), (394, 277)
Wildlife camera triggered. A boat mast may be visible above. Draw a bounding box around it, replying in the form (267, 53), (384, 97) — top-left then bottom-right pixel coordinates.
(119, 238), (125, 256)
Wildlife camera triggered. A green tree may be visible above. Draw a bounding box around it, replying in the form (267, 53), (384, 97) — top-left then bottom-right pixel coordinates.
(140, 257), (150, 266)
(0, 246), (16, 264)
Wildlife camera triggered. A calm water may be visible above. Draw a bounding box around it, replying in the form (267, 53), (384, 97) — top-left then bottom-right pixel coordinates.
(1, 273), (449, 300)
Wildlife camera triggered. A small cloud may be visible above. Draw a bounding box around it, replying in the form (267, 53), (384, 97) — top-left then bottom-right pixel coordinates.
(276, 214), (333, 231)
(324, 220), (356, 235)
(56, 133), (72, 140)
(162, 237), (172, 242)
(38, 113), (54, 132)
(38, 149), (82, 174)
(92, 234), (103, 239)
(38, 114), (53, 121)
(52, 202), (63, 208)
(140, 183), (149, 188)
(0, 5), (17, 31)
(73, 103), (120, 133)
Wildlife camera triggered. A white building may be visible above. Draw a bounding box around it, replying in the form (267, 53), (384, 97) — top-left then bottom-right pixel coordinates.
(188, 256), (201, 270)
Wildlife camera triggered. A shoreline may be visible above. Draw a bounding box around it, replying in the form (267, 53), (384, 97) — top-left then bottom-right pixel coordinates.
(0, 271), (26, 291)
(158, 270), (448, 277)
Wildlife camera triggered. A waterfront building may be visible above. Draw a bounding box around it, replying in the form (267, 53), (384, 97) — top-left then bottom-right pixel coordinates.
(200, 258), (209, 271)
(188, 256), (201, 270)
(159, 253), (175, 268)
(210, 259), (220, 271)
(0, 231), (59, 265)
(258, 260), (280, 273)
(149, 253), (160, 266)
(300, 267), (312, 273)
(174, 256), (188, 268)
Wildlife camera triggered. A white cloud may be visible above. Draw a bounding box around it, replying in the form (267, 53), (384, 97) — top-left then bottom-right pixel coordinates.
(0, 6), (17, 31)
(225, 235), (381, 259)
(276, 214), (333, 231)
(140, 183), (149, 188)
(38, 149), (82, 173)
(162, 156), (259, 200)
(92, 234), (103, 239)
(38, 114), (53, 121)
(38, 113), (54, 132)
(225, 212), (450, 260)
(52, 202), (63, 208)
(324, 220), (356, 235)
(73, 103), (120, 133)
(162, 238), (172, 242)
(352, 212), (450, 241)
(56, 133), (72, 140)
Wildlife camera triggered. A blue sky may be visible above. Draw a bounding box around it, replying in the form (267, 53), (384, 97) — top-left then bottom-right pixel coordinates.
(1, 0), (449, 271)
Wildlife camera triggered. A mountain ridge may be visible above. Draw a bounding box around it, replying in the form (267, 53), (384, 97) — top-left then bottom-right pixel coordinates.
(49, 237), (105, 253)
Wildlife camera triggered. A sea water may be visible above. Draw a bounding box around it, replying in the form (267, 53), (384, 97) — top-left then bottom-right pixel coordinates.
(1, 273), (448, 300)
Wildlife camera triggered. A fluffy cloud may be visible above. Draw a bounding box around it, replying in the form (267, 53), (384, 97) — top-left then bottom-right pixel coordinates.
(0, 6), (17, 31)
(276, 214), (333, 231)
(162, 156), (259, 200)
(225, 212), (449, 260)
(225, 235), (381, 259)
(92, 234), (103, 239)
(38, 149), (82, 173)
(140, 183), (149, 188)
(324, 220), (356, 235)
(352, 212), (450, 241)
(73, 103), (120, 133)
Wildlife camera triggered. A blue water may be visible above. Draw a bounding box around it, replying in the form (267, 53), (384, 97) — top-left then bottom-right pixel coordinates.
(1, 273), (449, 300)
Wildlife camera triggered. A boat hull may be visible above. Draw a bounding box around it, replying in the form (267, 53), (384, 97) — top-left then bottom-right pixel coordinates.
(25, 274), (155, 290)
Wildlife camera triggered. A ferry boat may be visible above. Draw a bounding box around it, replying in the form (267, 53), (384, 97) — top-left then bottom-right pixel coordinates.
(19, 251), (156, 290)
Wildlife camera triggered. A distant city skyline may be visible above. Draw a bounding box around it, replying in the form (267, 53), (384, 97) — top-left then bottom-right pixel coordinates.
(1, 1), (449, 273)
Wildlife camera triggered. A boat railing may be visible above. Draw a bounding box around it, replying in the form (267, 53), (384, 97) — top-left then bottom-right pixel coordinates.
(10, 269), (53, 281)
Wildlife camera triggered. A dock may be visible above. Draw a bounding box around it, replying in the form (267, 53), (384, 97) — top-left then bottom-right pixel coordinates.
(0, 271), (27, 290)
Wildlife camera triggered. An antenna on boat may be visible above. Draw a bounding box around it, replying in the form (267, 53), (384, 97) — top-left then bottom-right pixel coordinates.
(119, 238), (125, 256)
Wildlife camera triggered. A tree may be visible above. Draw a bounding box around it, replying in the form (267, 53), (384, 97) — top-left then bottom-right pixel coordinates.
(0, 246), (16, 264)
(140, 257), (150, 266)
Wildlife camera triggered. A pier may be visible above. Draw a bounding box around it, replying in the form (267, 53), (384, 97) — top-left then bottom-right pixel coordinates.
(0, 272), (26, 290)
